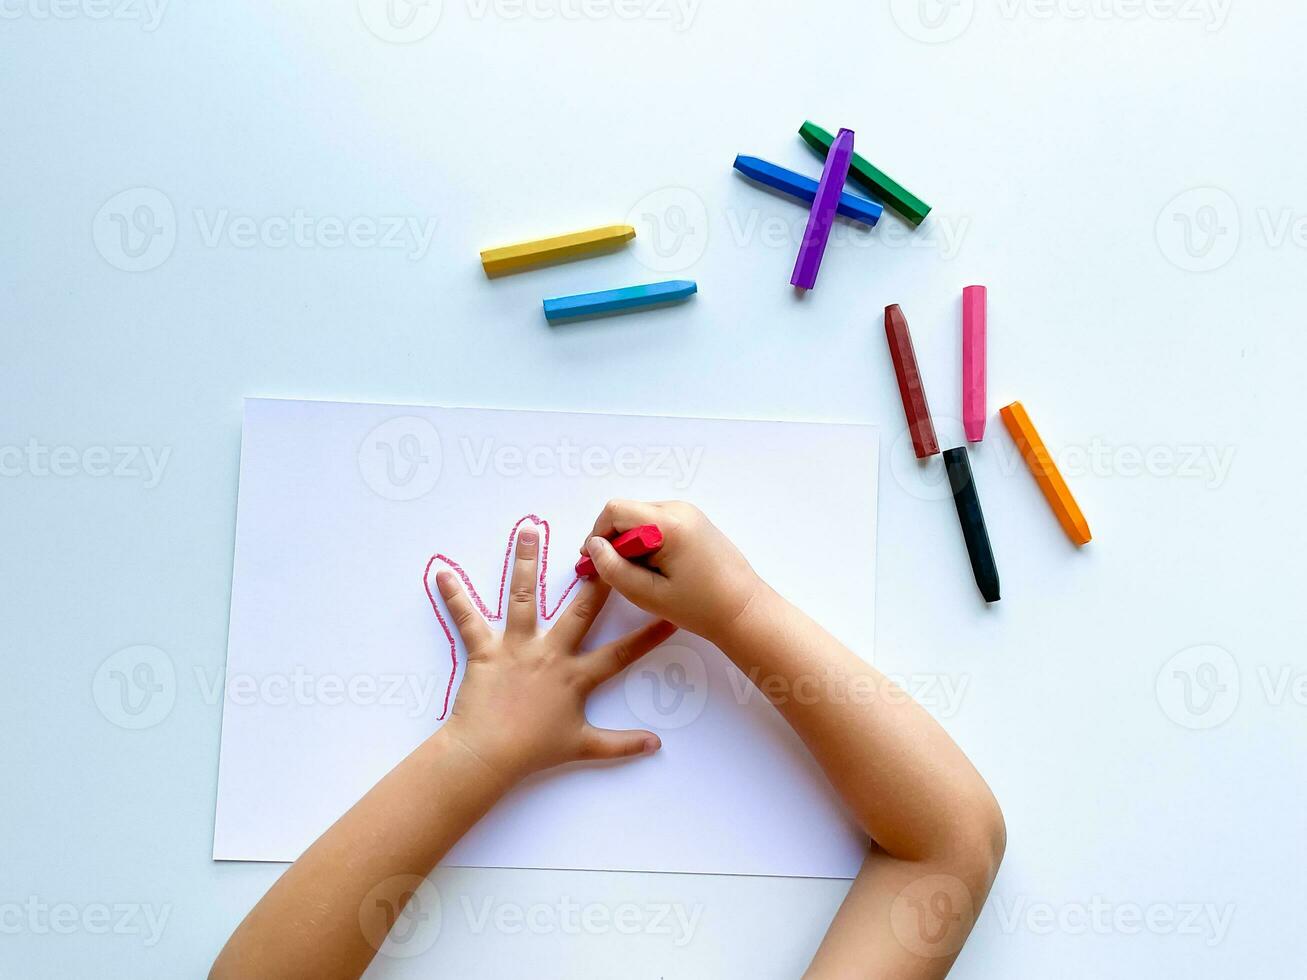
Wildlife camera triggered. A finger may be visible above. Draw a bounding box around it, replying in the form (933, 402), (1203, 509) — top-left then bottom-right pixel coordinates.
(550, 578), (612, 650)
(586, 536), (661, 601)
(434, 569), (492, 651)
(583, 619), (678, 689)
(585, 499), (663, 548)
(578, 725), (661, 762)
(505, 525), (541, 636)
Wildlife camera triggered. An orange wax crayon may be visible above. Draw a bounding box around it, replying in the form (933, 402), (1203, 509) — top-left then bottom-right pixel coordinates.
(999, 401), (1092, 546)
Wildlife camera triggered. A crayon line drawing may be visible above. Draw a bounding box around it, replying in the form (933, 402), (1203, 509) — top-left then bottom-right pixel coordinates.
(423, 514), (583, 720)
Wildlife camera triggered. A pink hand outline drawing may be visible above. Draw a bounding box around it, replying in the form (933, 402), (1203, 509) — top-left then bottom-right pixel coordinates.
(423, 514), (584, 720)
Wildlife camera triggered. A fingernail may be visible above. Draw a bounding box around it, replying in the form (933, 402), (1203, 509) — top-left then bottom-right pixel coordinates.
(518, 528), (539, 548)
(642, 736), (661, 755)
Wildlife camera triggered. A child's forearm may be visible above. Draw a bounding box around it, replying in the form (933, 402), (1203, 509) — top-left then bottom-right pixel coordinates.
(210, 729), (513, 980)
(213, 531), (673, 979)
(715, 586), (1005, 870)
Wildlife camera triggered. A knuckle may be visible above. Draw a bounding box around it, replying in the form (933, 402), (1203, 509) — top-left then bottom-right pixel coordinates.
(612, 640), (634, 667)
(569, 597), (597, 621)
(511, 585), (535, 605)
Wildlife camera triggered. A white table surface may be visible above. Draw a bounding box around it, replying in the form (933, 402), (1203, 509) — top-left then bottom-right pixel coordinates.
(2, 1), (1303, 976)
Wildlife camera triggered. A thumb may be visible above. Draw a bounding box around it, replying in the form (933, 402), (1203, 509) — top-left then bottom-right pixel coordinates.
(585, 535), (655, 598)
(580, 726), (661, 761)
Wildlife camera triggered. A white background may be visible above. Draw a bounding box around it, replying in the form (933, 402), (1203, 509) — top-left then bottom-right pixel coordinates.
(2, 0), (1304, 977)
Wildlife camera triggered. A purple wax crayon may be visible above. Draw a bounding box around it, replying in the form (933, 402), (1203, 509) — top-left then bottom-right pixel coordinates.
(791, 127), (855, 290)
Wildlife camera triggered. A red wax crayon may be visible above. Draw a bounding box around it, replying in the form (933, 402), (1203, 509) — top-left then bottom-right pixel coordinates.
(885, 304), (940, 459)
(576, 525), (664, 578)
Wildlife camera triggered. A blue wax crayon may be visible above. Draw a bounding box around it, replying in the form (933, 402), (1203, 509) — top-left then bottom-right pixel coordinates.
(543, 280), (698, 322)
(733, 155), (884, 227)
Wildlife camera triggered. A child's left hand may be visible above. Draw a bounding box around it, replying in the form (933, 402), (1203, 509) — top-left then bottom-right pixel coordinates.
(433, 525), (676, 783)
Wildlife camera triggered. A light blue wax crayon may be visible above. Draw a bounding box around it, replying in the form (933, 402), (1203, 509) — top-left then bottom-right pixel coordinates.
(543, 280), (698, 322)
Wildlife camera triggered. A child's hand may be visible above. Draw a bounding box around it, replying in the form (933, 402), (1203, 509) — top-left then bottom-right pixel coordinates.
(580, 500), (765, 645)
(433, 526), (676, 783)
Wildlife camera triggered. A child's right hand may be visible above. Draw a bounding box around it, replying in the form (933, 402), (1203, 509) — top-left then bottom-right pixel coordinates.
(581, 500), (766, 644)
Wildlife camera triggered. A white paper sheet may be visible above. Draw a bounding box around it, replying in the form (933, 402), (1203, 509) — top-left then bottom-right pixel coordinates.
(213, 398), (879, 877)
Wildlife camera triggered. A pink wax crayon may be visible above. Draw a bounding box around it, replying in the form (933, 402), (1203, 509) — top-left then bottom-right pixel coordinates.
(963, 285), (987, 442)
(791, 127), (854, 290)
